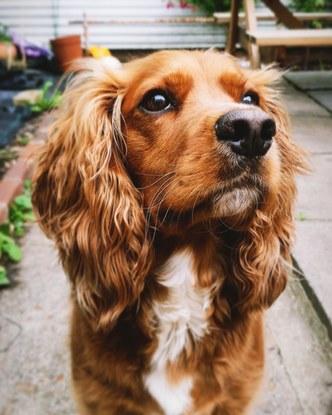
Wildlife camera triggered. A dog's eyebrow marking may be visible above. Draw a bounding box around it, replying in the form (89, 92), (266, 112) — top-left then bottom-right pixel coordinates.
(218, 71), (246, 100)
(163, 71), (194, 99)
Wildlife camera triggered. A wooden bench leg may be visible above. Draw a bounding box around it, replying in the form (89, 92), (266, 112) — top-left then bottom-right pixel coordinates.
(249, 41), (260, 69)
(244, 0), (261, 68)
(226, 0), (241, 55)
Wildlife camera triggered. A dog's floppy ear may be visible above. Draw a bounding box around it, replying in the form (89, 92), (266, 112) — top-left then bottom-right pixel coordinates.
(32, 59), (151, 331)
(223, 69), (307, 315)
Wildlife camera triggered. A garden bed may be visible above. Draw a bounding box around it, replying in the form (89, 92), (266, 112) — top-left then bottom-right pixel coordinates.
(0, 112), (54, 286)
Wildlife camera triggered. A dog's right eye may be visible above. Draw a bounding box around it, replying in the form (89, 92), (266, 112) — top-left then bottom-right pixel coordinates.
(139, 89), (174, 113)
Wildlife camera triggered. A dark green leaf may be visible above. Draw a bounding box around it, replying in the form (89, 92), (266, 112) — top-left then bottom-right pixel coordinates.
(14, 195), (32, 210)
(0, 266), (9, 286)
(0, 223), (10, 235)
(13, 222), (24, 237)
(2, 237), (22, 262)
(23, 212), (35, 222)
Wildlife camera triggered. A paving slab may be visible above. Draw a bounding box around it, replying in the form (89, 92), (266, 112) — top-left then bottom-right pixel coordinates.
(281, 80), (332, 333)
(256, 326), (303, 415)
(294, 221), (332, 326)
(284, 71), (332, 91)
(290, 116), (332, 154)
(0, 225), (331, 415)
(281, 87), (330, 118)
(307, 90), (332, 113)
(296, 154), (332, 220)
(265, 278), (332, 415)
(0, 225), (75, 415)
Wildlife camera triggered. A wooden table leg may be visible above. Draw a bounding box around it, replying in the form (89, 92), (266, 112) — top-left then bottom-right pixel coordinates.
(226, 0), (241, 55)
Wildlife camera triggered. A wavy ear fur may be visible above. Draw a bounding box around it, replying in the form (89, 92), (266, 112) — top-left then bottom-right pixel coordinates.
(32, 60), (151, 331)
(225, 69), (308, 314)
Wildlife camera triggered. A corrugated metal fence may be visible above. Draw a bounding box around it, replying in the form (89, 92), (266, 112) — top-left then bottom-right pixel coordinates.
(0, 0), (226, 50)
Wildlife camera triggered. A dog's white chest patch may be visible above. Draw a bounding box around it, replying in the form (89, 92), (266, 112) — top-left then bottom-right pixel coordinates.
(144, 368), (193, 415)
(144, 250), (211, 415)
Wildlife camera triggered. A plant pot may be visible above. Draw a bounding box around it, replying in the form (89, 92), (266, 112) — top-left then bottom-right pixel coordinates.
(0, 42), (17, 61)
(51, 35), (82, 72)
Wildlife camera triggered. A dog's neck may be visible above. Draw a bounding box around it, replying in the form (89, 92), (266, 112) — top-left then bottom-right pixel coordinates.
(152, 221), (237, 276)
(152, 224), (228, 312)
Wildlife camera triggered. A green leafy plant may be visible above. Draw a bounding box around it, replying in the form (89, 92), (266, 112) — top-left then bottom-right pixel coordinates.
(0, 180), (34, 286)
(0, 23), (12, 43)
(0, 148), (17, 165)
(16, 134), (31, 146)
(0, 148), (17, 178)
(182, 0), (329, 15)
(29, 81), (62, 114)
(0, 265), (9, 285)
(291, 0), (326, 12)
(0, 229), (22, 286)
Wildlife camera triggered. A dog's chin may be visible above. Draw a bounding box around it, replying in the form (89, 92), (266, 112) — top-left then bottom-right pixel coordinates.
(212, 187), (260, 220)
(153, 184), (262, 234)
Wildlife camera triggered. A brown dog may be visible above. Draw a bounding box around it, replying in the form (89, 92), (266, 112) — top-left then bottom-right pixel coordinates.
(32, 50), (305, 415)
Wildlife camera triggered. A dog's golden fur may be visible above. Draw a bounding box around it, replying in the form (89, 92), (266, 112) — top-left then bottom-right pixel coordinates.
(32, 50), (306, 415)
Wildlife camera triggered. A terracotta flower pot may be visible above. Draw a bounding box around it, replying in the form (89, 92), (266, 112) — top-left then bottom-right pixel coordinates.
(51, 35), (82, 72)
(0, 42), (17, 61)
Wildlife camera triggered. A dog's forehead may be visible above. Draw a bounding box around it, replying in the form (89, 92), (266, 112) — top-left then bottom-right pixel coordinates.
(121, 51), (246, 110)
(124, 51), (242, 84)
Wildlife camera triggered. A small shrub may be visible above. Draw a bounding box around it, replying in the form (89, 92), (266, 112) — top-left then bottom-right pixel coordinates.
(291, 0), (326, 12)
(0, 180), (34, 286)
(0, 23), (12, 43)
(29, 81), (62, 114)
(16, 134), (31, 146)
(0, 148), (17, 179)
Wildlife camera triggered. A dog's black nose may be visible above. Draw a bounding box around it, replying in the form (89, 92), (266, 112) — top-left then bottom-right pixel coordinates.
(215, 109), (276, 158)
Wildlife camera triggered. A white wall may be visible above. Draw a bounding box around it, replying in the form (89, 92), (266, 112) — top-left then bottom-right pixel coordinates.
(0, 0), (226, 49)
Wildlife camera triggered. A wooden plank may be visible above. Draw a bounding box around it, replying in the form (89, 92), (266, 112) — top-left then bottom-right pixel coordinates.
(214, 11), (332, 23)
(247, 29), (332, 47)
(261, 0), (304, 29)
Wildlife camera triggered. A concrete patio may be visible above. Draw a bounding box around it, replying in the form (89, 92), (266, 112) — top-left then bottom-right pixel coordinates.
(0, 72), (332, 415)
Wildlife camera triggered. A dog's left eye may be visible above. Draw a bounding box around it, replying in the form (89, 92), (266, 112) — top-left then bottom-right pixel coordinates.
(241, 91), (259, 106)
(139, 89), (174, 113)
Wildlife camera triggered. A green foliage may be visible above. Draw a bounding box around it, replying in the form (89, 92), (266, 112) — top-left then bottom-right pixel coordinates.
(29, 81), (62, 114)
(0, 148), (17, 178)
(0, 265), (9, 286)
(0, 231), (22, 262)
(0, 23), (12, 43)
(0, 180), (34, 286)
(0, 148), (17, 164)
(291, 0), (326, 12)
(181, 0), (231, 14)
(16, 134), (30, 146)
(189, 0), (329, 14)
